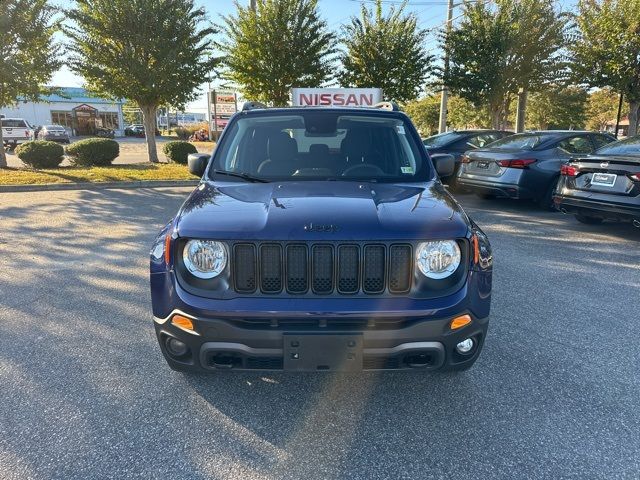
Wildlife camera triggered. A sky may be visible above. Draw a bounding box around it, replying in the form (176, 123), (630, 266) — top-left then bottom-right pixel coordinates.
(50, 0), (454, 113)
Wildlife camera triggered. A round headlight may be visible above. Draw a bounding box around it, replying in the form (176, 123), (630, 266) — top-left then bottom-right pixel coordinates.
(183, 240), (227, 279)
(416, 240), (461, 279)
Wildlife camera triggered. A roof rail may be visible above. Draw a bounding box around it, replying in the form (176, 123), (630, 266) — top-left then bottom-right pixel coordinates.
(242, 101), (267, 111)
(373, 101), (400, 112)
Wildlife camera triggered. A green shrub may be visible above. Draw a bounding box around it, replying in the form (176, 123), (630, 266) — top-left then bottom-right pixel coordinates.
(162, 141), (197, 165)
(66, 138), (119, 166)
(15, 141), (65, 168)
(174, 127), (194, 140)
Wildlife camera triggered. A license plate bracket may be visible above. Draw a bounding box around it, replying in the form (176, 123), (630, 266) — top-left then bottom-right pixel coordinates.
(591, 173), (617, 187)
(283, 334), (363, 372)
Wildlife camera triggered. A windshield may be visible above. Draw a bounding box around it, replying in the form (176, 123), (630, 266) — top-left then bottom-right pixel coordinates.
(45, 125), (64, 130)
(210, 111), (430, 182)
(486, 133), (549, 150)
(423, 131), (465, 147)
(595, 136), (640, 157)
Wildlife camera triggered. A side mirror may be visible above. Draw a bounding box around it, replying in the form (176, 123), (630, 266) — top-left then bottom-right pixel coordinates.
(430, 153), (455, 178)
(187, 153), (210, 177)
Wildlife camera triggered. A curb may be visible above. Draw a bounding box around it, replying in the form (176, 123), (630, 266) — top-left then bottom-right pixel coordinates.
(0, 179), (199, 193)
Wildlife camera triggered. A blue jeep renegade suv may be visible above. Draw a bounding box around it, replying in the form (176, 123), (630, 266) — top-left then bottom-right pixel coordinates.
(150, 103), (493, 372)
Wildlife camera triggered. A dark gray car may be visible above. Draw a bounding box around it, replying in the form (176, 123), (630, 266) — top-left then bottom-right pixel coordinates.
(38, 125), (70, 144)
(423, 130), (512, 185)
(456, 130), (616, 209)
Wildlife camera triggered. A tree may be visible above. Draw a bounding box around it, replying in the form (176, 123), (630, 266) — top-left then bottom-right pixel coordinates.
(403, 96), (440, 136)
(219, 0), (336, 106)
(585, 88), (623, 131)
(0, 0), (61, 167)
(447, 96), (492, 130)
(442, 0), (566, 129)
(66, 0), (218, 163)
(525, 86), (588, 130)
(571, 0), (640, 136)
(339, 0), (434, 103)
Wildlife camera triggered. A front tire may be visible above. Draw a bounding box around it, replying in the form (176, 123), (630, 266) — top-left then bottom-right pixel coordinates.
(575, 214), (603, 225)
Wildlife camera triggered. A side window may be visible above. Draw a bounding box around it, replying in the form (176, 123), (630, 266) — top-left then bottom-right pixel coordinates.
(464, 135), (484, 149)
(591, 134), (615, 150)
(557, 136), (593, 154)
(476, 133), (499, 147)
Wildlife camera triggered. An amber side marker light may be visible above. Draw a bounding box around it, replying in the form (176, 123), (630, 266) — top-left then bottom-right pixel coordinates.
(472, 234), (480, 265)
(172, 315), (194, 331)
(450, 314), (472, 330)
(164, 234), (171, 264)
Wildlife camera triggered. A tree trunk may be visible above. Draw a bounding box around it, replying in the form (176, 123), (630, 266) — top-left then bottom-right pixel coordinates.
(490, 105), (501, 130)
(628, 101), (639, 137)
(0, 124), (6, 168)
(141, 104), (159, 163)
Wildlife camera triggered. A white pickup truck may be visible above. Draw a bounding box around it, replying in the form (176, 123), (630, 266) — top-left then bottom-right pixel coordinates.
(2, 117), (33, 150)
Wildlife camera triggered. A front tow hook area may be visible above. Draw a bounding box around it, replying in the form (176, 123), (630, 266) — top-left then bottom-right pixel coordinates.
(404, 353), (434, 368)
(209, 354), (240, 369)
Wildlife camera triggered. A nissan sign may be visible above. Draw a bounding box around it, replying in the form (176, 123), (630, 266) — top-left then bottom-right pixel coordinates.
(291, 88), (383, 107)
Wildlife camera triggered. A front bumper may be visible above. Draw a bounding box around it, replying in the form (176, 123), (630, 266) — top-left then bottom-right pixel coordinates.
(154, 311), (489, 372)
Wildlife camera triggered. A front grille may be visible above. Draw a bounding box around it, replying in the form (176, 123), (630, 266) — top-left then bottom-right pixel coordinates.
(232, 242), (414, 296)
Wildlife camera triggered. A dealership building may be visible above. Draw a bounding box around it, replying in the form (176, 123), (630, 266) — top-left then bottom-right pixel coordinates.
(0, 87), (125, 136)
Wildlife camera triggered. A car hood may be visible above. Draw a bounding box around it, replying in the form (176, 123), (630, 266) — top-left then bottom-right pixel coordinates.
(175, 180), (470, 241)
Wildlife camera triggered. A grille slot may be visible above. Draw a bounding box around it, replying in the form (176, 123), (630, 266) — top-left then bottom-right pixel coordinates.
(233, 244), (257, 292)
(363, 245), (385, 293)
(286, 244), (308, 293)
(312, 245), (334, 294)
(389, 245), (412, 293)
(337, 245), (360, 293)
(260, 244), (282, 293)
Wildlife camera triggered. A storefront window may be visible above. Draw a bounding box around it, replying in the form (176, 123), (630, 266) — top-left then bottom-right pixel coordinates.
(99, 112), (119, 129)
(51, 111), (73, 128)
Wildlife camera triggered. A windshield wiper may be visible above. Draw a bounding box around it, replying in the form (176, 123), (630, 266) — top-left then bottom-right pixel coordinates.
(212, 169), (269, 183)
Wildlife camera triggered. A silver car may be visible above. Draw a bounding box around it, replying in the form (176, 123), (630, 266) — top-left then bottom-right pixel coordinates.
(38, 125), (70, 144)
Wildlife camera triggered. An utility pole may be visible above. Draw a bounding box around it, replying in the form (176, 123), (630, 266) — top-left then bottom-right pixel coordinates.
(250, 0), (257, 11)
(614, 92), (624, 138)
(438, 0), (455, 134)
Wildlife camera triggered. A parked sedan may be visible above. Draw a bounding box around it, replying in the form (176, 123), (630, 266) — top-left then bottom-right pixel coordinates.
(554, 136), (640, 226)
(423, 130), (511, 184)
(38, 125), (70, 144)
(456, 130), (616, 209)
(125, 124), (145, 137)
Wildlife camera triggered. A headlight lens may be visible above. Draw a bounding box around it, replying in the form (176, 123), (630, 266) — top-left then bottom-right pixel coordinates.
(183, 240), (227, 279)
(416, 240), (461, 279)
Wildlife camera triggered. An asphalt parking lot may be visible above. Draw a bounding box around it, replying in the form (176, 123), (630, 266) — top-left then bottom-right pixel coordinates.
(1, 187), (638, 479)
